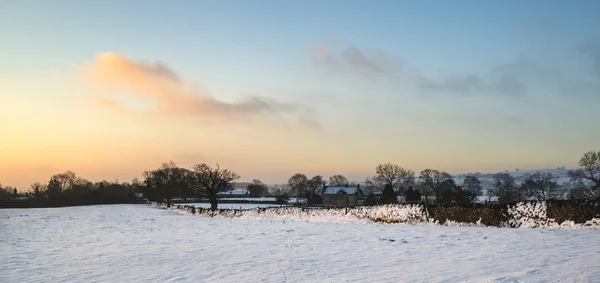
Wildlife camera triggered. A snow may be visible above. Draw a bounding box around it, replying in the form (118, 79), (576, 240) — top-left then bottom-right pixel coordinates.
(180, 202), (288, 209)
(218, 189), (249, 195)
(323, 186), (359, 195)
(2, 204), (600, 282)
(218, 197), (278, 201)
(475, 195), (499, 203)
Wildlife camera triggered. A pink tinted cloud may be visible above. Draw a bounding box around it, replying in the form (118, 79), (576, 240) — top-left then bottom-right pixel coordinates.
(82, 52), (314, 124)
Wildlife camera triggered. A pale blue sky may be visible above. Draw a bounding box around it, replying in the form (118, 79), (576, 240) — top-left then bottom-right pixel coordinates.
(1, 0), (599, 187)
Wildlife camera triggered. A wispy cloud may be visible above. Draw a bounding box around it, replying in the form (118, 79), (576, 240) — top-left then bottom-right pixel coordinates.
(82, 52), (317, 126)
(307, 42), (402, 78)
(307, 37), (600, 98)
(419, 60), (528, 97)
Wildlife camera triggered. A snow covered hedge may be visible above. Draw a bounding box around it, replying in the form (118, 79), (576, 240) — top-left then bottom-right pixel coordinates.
(506, 201), (600, 229)
(154, 202), (600, 229)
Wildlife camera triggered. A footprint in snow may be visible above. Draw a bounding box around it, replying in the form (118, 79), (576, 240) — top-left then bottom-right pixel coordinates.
(379, 238), (407, 243)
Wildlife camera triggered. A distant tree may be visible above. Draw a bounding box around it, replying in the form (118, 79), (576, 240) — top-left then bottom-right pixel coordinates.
(418, 169), (454, 203)
(287, 173), (309, 198)
(247, 179), (269, 197)
(567, 186), (593, 200)
(0, 183), (14, 201)
(414, 183), (433, 204)
(328, 175), (349, 186)
(191, 163), (240, 211)
(46, 176), (63, 199)
(142, 161), (189, 203)
(522, 171), (563, 201)
(366, 163), (415, 194)
(403, 187), (422, 203)
(380, 184), (398, 204)
(306, 175), (324, 201)
(363, 193), (377, 206)
(29, 182), (47, 200)
(361, 179), (377, 195)
(489, 173), (520, 203)
(45, 171), (82, 199)
(568, 151), (600, 199)
(462, 176), (483, 201)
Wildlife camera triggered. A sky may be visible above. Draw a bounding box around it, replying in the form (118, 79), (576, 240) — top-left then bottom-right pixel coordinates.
(1, 0), (600, 189)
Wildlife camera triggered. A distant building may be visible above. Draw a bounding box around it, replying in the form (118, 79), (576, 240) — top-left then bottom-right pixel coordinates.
(322, 185), (362, 207)
(218, 189), (250, 198)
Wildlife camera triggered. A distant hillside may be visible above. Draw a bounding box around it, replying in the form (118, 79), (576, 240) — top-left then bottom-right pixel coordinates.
(453, 168), (574, 196)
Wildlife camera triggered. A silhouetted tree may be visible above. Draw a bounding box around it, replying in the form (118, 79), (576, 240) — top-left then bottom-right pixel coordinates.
(568, 151), (600, 199)
(522, 171), (563, 201)
(462, 176), (483, 202)
(328, 175), (349, 186)
(142, 161), (190, 204)
(29, 182), (46, 200)
(247, 179), (269, 197)
(0, 184), (15, 201)
(418, 169), (454, 203)
(489, 173), (520, 203)
(366, 163), (415, 194)
(306, 175), (325, 202)
(380, 184), (398, 204)
(287, 173), (309, 199)
(403, 187), (422, 203)
(363, 193), (377, 206)
(191, 163), (240, 211)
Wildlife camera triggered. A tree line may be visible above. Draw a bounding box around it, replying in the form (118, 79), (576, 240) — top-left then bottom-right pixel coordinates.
(283, 150), (600, 205)
(1, 150), (599, 208)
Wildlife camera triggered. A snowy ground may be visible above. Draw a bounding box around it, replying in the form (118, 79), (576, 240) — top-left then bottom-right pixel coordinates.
(180, 202), (289, 209)
(218, 197), (278, 202)
(2, 205), (600, 282)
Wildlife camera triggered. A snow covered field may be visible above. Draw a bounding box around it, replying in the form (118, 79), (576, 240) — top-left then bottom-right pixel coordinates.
(2, 204), (600, 282)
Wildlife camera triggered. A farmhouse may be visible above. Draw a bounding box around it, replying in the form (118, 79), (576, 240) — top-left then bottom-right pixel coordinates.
(322, 185), (362, 207)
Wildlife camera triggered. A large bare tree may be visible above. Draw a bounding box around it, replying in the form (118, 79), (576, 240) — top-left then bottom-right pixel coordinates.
(522, 171), (563, 201)
(489, 172), (521, 203)
(568, 151), (600, 199)
(418, 169), (454, 203)
(29, 182), (47, 200)
(366, 163), (415, 194)
(328, 175), (349, 186)
(288, 173), (309, 198)
(192, 163), (240, 211)
(462, 175), (483, 201)
(307, 175), (325, 202)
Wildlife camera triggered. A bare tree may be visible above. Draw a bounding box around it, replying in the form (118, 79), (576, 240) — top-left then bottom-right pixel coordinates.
(366, 163), (415, 194)
(142, 161), (190, 203)
(328, 175), (349, 186)
(568, 151), (600, 199)
(489, 173), (520, 203)
(462, 175), (483, 200)
(307, 175), (324, 196)
(0, 183), (15, 201)
(46, 171), (80, 198)
(522, 171), (563, 201)
(288, 173), (308, 198)
(247, 179), (269, 197)
(29, 182), (47, 200)
(418, 169), (454, 203)
(192, 163), (240, 211)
